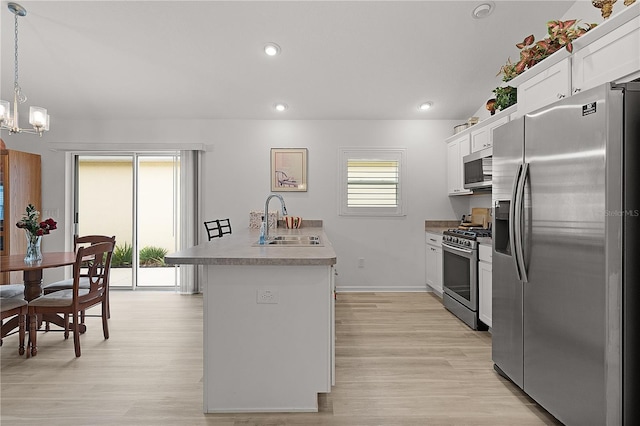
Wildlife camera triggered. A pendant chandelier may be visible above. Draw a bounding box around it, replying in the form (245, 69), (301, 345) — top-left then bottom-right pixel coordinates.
(0, 3), (50, 136)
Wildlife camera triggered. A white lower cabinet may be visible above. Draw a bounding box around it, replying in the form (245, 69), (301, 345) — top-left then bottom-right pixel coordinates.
(425, 232), (443, 296)
(478, 244), (492, 328)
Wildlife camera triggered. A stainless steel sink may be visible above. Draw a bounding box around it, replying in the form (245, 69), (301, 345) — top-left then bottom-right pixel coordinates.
(271, 235), (320, 242)
(253, 235), (323, 247)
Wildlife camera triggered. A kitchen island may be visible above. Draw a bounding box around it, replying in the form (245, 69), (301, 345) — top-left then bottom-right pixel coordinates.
(165, 226), (337, 413)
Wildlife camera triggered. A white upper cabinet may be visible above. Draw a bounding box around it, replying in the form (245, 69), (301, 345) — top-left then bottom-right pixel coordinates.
(572, 13), (640, 93)
(471, 114), (510, 152)
(446, 133), (472, 196)
(508, 2), (639, 117)
(515, 57), (572, 117)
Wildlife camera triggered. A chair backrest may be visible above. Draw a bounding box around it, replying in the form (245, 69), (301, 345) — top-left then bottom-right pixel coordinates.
(73, 241), (114, 304)
(73, 235), (116, 277)
(73, 235), (117, 252)
(204, 219), (232, 240)
(218, 219), (232, 237)
(204, 220), (222, 240)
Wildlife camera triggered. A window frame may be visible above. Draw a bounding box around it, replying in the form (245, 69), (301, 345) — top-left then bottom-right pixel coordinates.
(339, 147), (407, 217)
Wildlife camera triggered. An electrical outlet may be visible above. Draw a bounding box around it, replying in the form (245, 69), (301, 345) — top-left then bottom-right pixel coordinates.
(43, 208), (59, 219)
(256, 289), (279, 304)
(358, 258), (365, 268)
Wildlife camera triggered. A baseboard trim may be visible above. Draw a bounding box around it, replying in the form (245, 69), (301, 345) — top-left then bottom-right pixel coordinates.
(336, 285), (430, 293)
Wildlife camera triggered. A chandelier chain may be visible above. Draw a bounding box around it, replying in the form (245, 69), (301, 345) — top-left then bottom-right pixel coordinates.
(14, 10), (26, 104)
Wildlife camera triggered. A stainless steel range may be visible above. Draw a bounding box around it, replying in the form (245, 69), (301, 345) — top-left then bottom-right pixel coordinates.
(441, 228), (490, 330)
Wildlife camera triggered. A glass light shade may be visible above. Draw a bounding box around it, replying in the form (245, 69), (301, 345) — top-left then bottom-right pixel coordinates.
(0, 100), (9, 122)
(29, 106), (48, 128)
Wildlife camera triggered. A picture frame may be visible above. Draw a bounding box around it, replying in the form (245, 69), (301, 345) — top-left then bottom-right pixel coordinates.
(271, 148), (308, 192)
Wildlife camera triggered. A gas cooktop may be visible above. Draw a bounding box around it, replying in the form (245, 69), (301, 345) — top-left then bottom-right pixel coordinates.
(442, 228), (491, 249)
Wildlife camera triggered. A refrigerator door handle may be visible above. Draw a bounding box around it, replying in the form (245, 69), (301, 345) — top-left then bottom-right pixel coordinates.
(509, 163), (523, 281)
(514, 162), (529, 283)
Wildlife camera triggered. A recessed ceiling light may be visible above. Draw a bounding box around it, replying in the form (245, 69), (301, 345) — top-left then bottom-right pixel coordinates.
(418, 102), (434, 111)
(472, 2), (495, 19)
(274, 103), (288, 112)
(264, 43), (281, 56)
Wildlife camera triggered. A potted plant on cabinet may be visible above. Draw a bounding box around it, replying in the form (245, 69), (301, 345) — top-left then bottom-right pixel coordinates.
(494, 19), (598, 111)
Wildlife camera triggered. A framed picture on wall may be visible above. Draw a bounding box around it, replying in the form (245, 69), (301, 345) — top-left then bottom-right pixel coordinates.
(271, 148), (308, 192)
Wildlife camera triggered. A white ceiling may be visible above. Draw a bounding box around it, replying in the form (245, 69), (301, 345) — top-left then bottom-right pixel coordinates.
(1, 1), (576, 122)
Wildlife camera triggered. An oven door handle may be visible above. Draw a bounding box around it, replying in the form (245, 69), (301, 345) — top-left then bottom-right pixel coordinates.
(442, 243), (474, 257)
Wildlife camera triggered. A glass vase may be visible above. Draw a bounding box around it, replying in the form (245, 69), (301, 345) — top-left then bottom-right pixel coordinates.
(24, 232), (43, 263)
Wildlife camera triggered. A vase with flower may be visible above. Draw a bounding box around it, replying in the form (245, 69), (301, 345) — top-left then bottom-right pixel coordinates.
(15, 204), (57, 262)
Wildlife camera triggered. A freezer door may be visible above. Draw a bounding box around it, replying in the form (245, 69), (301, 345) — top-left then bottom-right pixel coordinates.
(491, 118), (525, 388)
(522, 84), (615, 425)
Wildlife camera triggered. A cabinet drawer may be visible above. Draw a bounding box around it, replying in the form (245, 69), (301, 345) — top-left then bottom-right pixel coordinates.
(479, 244), (492, 263)
(425, 232), (442, 246)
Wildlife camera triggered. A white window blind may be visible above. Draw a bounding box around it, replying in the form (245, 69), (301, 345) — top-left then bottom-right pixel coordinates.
(347, 160), (399, 207)
(339, 148), (406, 216)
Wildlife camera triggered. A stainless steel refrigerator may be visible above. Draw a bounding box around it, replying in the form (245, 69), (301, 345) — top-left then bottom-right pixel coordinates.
(492, 82), (640, 425)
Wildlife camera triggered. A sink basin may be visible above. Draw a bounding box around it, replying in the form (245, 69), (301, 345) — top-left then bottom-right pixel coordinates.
(271, 235), (320, 242)
(253, 235), (323, 247)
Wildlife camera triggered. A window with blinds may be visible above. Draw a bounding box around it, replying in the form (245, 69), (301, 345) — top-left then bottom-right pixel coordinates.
(347, 160), (399, 207)
(339, 148), (406, 216)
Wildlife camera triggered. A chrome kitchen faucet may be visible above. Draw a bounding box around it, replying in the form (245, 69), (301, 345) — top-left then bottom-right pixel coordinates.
(263, 194), (288, 241)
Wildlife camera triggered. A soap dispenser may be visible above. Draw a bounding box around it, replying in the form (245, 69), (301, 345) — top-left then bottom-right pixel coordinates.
(259, 216), (266, 245)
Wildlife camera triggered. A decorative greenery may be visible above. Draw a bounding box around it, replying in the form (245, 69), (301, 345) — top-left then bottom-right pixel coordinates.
(139, 246), (169, 267)
(112, 242), (133, 267)
(497, 20), (597, 83)
(493, 19), (597, 111)
(111, 243), (169, 267)
(15, 204), (57, 236)
(493, 86), (518, 111)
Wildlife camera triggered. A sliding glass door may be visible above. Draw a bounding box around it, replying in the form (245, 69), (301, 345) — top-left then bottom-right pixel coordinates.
(74, 153), (180, 289)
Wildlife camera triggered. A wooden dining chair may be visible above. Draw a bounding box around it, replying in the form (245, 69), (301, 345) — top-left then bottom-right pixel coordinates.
(42, 235), (116, 326)
(28, 240), (114, 358)
(0, 297), (27, 355)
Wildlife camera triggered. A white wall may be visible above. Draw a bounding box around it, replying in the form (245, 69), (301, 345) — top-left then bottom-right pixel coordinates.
(3, 117), (466, 290)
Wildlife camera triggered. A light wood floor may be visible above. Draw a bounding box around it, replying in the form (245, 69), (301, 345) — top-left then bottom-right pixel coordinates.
(1, 291), (561, 425)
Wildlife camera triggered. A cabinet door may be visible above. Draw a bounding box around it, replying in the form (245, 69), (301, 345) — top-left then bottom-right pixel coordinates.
(426, 245), (437, 288)
(471, 115), (510, 152)
(446, 134), (471, 195)
(517, 58), (571, 116)
(425, 244), (443, 296)
(479, 260), (493, 328)
(434, 246), (443, 295)
(572, 17), (640, 94)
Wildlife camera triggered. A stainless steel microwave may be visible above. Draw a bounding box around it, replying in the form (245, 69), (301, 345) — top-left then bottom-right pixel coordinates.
(463, 147), (492, 190)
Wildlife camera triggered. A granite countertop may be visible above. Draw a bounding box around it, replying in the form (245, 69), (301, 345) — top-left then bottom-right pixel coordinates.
(165, 226), (337, 266)
(425, 220), (460, 234)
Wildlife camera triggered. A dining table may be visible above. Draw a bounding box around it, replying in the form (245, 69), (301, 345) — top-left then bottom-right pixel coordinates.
(1, 251), (78, 338)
